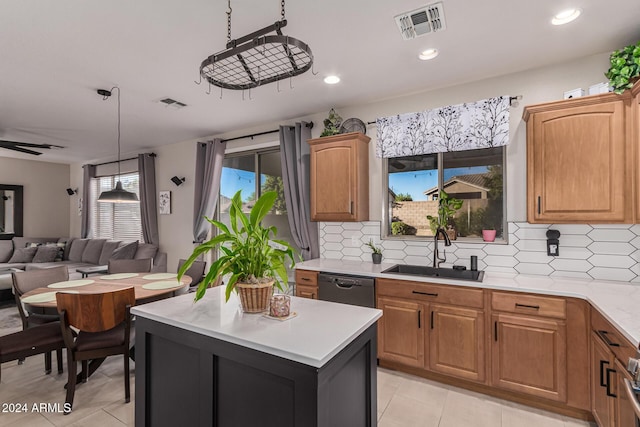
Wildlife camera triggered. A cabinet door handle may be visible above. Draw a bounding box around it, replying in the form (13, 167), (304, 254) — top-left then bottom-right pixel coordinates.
(350, 201), (354, 215)
(430, 311), (434, 330)
(418, 310), (421, 329)
(597, 330), (620, 347)
(301, 277), (311, 282)
(412, 291), (438, 297)
(515, 303), (540, 310)
(537, 196), (541, 214)
(494, 321), (498, 341)
(605, 368), (617, 398)
(600, 360), (610, 387)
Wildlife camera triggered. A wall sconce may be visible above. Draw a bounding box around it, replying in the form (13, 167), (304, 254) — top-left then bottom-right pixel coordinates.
(171, 176), (186, 186)
(66, 188), (78, 196)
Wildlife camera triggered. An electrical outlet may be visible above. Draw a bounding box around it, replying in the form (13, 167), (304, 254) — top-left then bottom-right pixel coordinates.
(351, 236), (359, 246)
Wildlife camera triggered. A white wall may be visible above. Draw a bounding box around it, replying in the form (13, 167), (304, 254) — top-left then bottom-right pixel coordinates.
(0, 157), (70, 237)
(69, 52), (613, 269)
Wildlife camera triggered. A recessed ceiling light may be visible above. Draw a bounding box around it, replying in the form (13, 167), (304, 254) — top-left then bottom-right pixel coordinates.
(324, 75), (340, 84)
(419, 49), (439, 61)
(551, 8), (581, 25)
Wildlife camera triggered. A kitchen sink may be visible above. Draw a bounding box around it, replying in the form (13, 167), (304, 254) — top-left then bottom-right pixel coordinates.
(381, 264), (484, 282)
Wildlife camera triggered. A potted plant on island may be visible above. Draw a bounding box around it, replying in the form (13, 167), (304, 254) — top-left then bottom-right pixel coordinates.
(606, 40), (640, 94)
(427, 190), (463, 240)
(366, 239), (383, 264)
(178, 190), (298, 313)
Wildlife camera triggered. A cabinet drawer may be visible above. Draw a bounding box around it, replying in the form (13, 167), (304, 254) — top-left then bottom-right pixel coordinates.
(295, 269), (318, 286)
(591, 307), (635, 363)
(377, 278), (483, 309)
(491, 292), (566, 319)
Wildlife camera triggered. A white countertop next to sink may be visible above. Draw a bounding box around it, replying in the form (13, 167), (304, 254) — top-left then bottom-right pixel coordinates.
(297, 258), (640, 348)
(131, 285), (382, 368)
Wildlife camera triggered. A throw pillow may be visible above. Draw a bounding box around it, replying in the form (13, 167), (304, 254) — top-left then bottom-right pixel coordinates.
(81, 239), (106, 265)
(111, 241), (138, 260)
(134, 243), (158, 260)
(98, 240), (122, 266)
(32, 245), (59, 263)
(41, 242), (65, 261)
(67, 239), (89, 262)
(0, 241), (13, 263)
(8, 246), (38, 263)
(59, 237), (75, 260)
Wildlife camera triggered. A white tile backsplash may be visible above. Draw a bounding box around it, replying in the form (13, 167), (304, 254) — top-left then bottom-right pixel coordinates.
(588, 254), (635, 268)
(588, 267), (636, 282)
(588, 229), (636, 242)
(588, 242), (635, 255)
(318, 221), (640, 283)
(515, 263), (554, 276)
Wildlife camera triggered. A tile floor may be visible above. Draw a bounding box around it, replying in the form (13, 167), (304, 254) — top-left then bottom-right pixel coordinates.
(0, 354), (596, 426)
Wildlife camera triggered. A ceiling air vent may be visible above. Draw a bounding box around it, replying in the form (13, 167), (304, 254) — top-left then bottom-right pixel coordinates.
(158, 98), (188, 109)
(394, 2), (447, 41)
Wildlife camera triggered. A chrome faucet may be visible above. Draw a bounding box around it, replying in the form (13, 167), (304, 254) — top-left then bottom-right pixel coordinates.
(433, 227), (452, 269)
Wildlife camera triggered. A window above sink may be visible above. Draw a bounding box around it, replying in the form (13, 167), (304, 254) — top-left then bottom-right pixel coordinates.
(382, 147), (506, 243)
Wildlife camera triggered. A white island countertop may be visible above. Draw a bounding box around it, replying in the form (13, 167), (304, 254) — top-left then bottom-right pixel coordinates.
(297, 258), (640, 348)
(131, 285), (382, 368)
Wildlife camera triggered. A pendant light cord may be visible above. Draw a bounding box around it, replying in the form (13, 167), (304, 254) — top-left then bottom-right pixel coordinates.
(110, 86), (121, 180)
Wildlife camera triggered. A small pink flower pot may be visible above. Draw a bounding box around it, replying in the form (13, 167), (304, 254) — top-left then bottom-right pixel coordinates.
(482, 229), (497, 242)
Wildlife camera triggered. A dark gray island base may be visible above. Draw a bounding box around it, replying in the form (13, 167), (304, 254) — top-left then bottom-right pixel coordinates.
(132, 290), (381, 427)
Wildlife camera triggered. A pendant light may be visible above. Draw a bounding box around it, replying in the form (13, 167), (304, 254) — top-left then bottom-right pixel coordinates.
(97, 87), (139, 203)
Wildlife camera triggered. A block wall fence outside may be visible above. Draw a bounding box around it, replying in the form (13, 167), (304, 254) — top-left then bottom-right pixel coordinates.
(318, 221), (640, 283)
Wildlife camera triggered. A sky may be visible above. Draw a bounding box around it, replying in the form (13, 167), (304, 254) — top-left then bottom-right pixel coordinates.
(222, 164), (490, 203)
(220, 167), (256, 200)
(389, 166), (489, 201)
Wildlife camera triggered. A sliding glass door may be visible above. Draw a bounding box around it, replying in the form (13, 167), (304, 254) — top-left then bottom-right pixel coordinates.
(218, 148), (300, 289)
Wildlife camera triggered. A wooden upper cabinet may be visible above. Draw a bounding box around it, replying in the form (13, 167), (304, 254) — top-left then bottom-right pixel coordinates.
(308, 132), (370, 221)
(524, 94), (633, 223)
(633, 83), (640, 223)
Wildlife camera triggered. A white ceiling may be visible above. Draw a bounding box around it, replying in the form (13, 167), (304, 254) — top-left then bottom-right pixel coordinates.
(0, 0), (638, 164)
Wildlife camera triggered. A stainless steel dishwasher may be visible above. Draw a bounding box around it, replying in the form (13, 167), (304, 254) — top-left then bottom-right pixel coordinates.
(317, 272), (375, 308)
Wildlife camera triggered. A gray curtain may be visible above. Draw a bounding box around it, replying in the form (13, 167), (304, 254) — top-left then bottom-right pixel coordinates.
(279, 122), (319, 260)
(80, 164), (96, 238)
(193, 139), (226, 244)
(138, 153), (159, 245)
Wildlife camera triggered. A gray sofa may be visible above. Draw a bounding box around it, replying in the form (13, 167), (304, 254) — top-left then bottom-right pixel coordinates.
(0, 237), (167, 290)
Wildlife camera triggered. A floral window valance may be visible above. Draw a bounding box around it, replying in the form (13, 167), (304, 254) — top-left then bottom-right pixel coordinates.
(375, 96), (510, 158)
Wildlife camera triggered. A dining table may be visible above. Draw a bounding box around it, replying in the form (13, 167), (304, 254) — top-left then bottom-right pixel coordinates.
(20, 271), (191, 315)
(19, 271), (192, 383)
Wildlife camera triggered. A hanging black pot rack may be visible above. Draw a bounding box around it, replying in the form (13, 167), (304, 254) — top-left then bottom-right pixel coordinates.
(199, 0), (313, 91)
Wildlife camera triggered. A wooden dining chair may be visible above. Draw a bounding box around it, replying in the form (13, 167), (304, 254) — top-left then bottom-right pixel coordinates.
(108, 258), (152, 274)
(177, 258), (207, 292)
(56, 287), (135, 414)
(12, 265), (68, 374)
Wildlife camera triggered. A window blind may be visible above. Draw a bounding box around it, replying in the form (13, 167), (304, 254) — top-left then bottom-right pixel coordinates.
(89, 173), (144, 242)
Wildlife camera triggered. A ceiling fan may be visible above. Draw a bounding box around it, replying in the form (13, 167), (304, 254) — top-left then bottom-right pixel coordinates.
(0, 139), (65, 156)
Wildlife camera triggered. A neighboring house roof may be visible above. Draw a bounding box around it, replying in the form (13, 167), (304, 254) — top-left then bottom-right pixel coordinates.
(424, 173), (490, 196)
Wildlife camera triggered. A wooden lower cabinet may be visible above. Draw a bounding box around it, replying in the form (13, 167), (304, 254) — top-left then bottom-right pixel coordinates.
(377, 297), (425, 368)
(613, 358), (637, 427)
(295, 284), (317, 299)
(491, 313), (567, 402)
(591, 311), (638, 427)
(429, 304), (485, 382)
(592, 331), (615, 427)
(295, 269), (318, 299)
